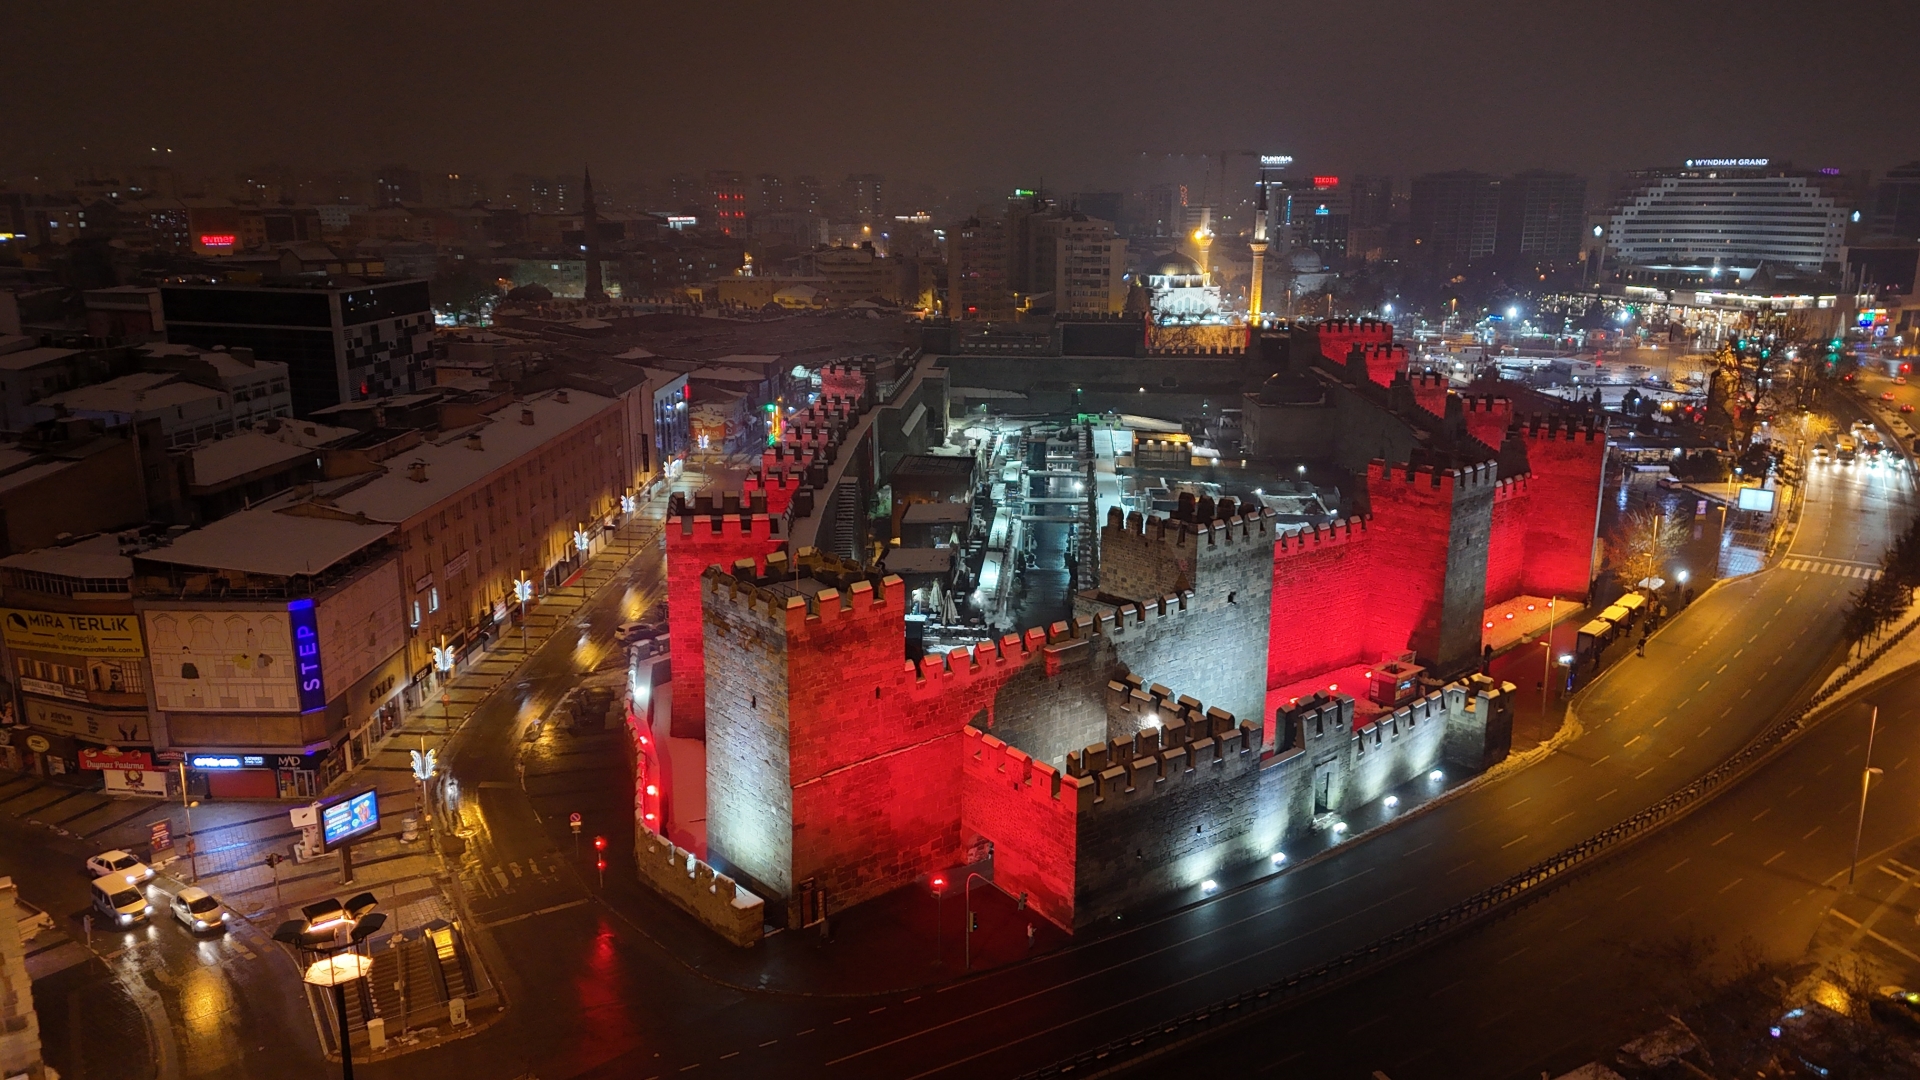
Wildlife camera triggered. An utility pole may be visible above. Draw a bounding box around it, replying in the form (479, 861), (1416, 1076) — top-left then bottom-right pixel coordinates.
(1849, 705), (1883, 888)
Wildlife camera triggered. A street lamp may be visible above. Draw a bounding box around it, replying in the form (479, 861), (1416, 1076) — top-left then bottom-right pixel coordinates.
(514, 573), (534, 654)
(1849, 706), (1884, 888)
(274, 893), (386, 1080)
(432, 636), (455, 731)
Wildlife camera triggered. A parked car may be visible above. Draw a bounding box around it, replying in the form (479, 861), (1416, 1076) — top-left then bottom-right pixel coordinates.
(89, 879), (151, 927)
(86, 850), (153, 885)
(1882, 391), (1897, 401)
(616, 621), (664, 645)
(169, 887), (231, 934)
(1901, 404), (1914, 414)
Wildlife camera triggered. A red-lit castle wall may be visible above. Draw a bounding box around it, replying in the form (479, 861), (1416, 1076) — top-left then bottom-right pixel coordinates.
(704, 560), (1072, 925)
(961, 728), (1084, 931)
(1352, 342), (1409, 387)
(1312, 317), (1393, 369)
(665, 499), (786, 739)
(1484, 475), (1529, 606)
(1513, 416), (1608, 601)
(1365, 460), (1496, 674)
(1267, 518), (1372, 694)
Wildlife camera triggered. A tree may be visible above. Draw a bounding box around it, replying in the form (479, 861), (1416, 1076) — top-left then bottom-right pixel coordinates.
(431, 267), (499, 321)
(1611, 507), (1688, 589)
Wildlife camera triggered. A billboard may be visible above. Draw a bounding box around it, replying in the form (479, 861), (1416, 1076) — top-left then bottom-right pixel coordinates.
(23, 698), (149, 744)
(2, 610), (145, 657)
(145, 609), (299, 712)
(1736, 487), (1777, 512)
(320, 788), (381, 850)
(289, 599), (326, 713)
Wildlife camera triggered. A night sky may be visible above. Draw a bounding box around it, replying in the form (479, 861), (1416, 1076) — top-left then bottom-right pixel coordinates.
(6, 0), (1917, 188)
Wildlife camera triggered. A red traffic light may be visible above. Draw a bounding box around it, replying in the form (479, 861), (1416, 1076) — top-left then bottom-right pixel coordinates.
(930, 875), (946, 893)
(593, 835), (607, 852)
(596, 858), (607, 872)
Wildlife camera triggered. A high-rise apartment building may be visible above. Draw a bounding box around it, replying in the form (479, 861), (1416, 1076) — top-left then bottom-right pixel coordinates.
(1496, 170), (1588, 267)
(1871, 161), (1920, 242)
(947, 217), (1012, 320)
(705, 171), (748, 235)
(756, 173), (786, 215)
(1409, 171), (1502, 266)
(1037, 214), (1129, 314)
(1606, 164), (1847, 273)
(843, 173), (884, 221)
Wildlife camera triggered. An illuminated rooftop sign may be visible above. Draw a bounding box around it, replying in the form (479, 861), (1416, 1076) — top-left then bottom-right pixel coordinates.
(1685, 158), (1769, 168)
(199, 234), (235, 248)
(1259, 155), (1294, 168)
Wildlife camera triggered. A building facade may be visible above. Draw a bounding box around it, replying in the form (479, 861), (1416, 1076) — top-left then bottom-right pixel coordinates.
(1606, 164), (1848, 275)
(161, 279), (434, 416)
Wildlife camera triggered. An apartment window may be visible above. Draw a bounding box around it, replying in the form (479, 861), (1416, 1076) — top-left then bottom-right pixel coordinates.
(411, 600), (421, 627)
(429, 587), (440, 613)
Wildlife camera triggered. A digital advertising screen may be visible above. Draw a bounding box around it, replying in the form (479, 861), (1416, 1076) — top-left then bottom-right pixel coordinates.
(320, 788), (381, 850)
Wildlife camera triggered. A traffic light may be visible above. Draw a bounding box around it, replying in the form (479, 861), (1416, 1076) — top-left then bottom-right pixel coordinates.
(596, 857), (607, 873)
(593, 835), (607, 853)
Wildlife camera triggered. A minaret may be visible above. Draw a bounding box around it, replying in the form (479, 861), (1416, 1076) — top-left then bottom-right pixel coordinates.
(1191, 207), (1214, 281)
(1247, 176), (1269, 327)
(582, 165), (607, 303)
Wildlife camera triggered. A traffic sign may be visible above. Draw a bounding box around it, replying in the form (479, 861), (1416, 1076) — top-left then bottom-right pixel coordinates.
(569, 812), (582, 834)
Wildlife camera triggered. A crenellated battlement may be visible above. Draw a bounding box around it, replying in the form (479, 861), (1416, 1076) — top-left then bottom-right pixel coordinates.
(1066, 678), (1258, 806)
(1102, 502), (1279, 550)
(1369, 457), (1503, 494)
(1492, 473), (1529, 502)
(1275, 516), (1367, 558)
(668, 491), (783, 542)
(963, 726), (1090, 811)
(1350, 685), (1451, 753)
(1275, 691), (1357, 750)
(1462, 394), (1513, 416)
(1512, 412), (1608, 443)
(701, 550), (902, 635)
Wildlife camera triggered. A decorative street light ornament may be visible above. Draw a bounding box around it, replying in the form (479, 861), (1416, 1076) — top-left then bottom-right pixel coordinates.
(302, 952), (374, 986)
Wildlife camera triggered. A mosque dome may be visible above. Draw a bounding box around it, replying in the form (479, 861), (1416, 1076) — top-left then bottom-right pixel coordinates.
(1149, 252), (1200, 277)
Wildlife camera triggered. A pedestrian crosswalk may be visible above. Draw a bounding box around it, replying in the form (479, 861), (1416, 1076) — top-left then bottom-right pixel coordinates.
(1781, 557), (1883, 580)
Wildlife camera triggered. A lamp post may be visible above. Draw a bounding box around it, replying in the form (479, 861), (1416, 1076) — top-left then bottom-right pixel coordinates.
(514, 573), (533, 655)
(1540, 596), (1560, 715)
(432, 636), (454, 732)
(274, 893), (386, 1080)
(1849, 706), (1883, 889)
(176, 761), (200, 884)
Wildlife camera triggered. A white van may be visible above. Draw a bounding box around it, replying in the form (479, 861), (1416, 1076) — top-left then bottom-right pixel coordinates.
(90, 879), (152, 927)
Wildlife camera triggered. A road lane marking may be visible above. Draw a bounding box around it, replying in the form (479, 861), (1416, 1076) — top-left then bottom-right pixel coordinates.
(759, 1040), (778, 1048)
(835, 1017), (853, 1025)
(1829, 909), (1920, 964)
(1591, 755), (1610, 767)
(1753, 808), (1772, 822)
(1765, 851), (1785, 866)
(1618, 885), (1642, 901)
(795, 1029), (814, 1036)
(1401, 842), (1433, 858)
(1712, 832), (1733, 846)
(1429, 978), (1465, 998)
(1803, 826), (1823, 840)
(1551, 812), (1575, 826)
(1501, 835), (1529, 849)
(1788, 785), (1804, 797)
(719, 1052), (739, 1061)
(1597, 788), (1617, 801)
(1698, 681), (1710, 691)
(1716, 664), (1728, 674)
(1506, 797), (1531, 809)
(1720, 878), (1744, 894)
(1635, 766), (1656, 779)
(1667, 858), (1689, 873)
(1447, 860), (1476, 875)
(1499, 946), (1529, 963)
(1624, 736), (1643, 747)
(1653, 717), (1667, 728)
(869, 1007), (886, 1014)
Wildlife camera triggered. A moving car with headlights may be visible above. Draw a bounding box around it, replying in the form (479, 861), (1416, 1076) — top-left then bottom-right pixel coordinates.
(90, 879), (152, 926)
(86, 850), (153, 885)
(169, 887), (231, 934)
